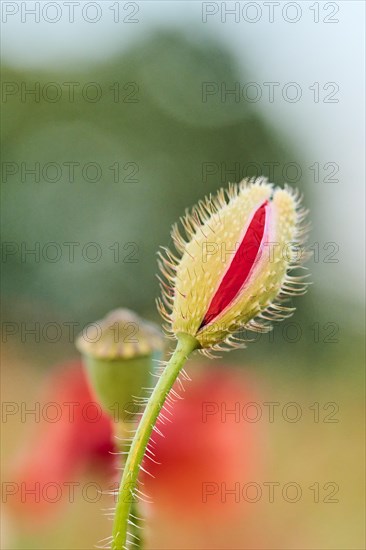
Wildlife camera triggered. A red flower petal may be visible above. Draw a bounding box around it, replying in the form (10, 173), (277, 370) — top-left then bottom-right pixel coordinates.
(200, 201), (268, 328)
(6, 361), (115, 523)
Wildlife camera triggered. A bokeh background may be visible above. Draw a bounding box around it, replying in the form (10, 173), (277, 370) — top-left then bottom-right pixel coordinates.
(1, 1), (365, 549)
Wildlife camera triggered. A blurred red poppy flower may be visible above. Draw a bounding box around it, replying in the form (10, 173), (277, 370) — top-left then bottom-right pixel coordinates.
(5, 361), (115, 525)
(144, 365), (264, 519)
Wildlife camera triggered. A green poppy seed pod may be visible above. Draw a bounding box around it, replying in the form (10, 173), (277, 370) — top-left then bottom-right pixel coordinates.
(76, 309), (164, 421)
(157, 178), (309, 354)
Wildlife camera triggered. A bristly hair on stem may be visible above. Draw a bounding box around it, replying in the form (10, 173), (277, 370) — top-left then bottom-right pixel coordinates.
(111, 333), (199, 550)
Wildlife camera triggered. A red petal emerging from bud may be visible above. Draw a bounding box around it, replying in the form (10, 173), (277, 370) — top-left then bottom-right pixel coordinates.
(200, 201), (268, 328)
(158, 179), (309, 351)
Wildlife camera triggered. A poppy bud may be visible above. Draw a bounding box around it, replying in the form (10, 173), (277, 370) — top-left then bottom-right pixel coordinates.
(76, 309), (163, 421)
(158, 179), (309, 352)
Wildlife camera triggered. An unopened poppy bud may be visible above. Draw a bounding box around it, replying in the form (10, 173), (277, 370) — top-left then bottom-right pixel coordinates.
(158, 178), (309, 352)
(76, 309), (163, 420)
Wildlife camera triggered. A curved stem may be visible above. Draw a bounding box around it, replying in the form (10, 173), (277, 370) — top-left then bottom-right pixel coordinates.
(111, 333), (199, 550)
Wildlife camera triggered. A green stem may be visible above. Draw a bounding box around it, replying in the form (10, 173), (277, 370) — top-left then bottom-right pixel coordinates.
(115, 422), (142, 549)
(111, 333), (199, 550)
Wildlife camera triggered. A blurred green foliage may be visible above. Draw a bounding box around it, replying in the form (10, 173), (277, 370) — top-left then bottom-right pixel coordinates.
(1, 32), (362, 368)
(2, 33), (296, 312)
